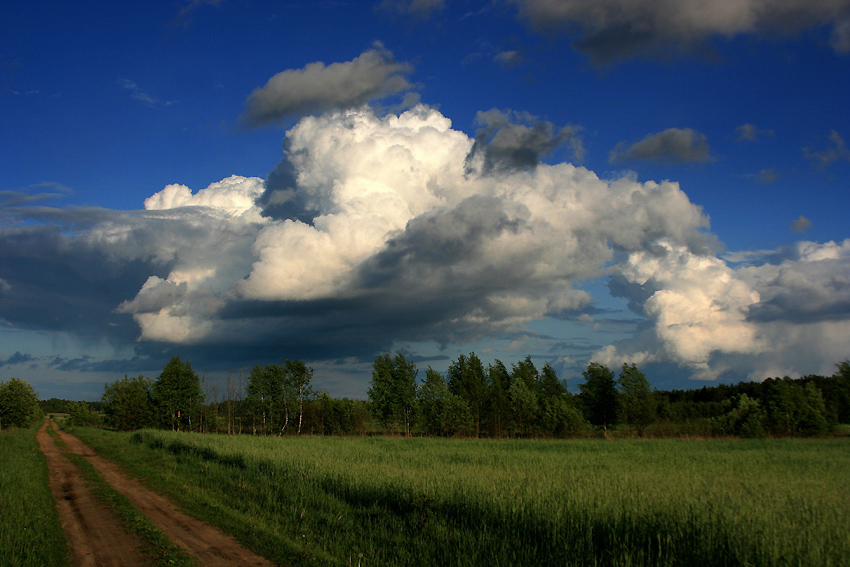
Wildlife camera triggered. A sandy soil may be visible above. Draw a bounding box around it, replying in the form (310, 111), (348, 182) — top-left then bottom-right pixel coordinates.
(38, 420), (275, 567)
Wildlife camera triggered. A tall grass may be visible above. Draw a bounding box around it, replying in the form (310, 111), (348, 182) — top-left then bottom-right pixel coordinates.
(0, 424), (68, 567)
(72, 428), (850, 567)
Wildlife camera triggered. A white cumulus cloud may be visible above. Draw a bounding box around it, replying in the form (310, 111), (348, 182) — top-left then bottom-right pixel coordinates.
(31, 103), (847, 383)
(122, 105), (718, 351)
(143, 175), (265, 219)
(599, 239), (850, 380)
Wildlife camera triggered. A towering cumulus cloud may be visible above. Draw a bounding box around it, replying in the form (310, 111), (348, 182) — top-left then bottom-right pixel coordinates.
(122, 105), (726, 363)
(120, 105), (850, 381)
(115, 176), (267, 343)
(7, 103), (846, 382)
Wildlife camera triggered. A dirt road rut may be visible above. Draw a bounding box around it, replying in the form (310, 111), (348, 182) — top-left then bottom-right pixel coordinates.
(36, 420), (149, 567)
(38, 420), (275, 567)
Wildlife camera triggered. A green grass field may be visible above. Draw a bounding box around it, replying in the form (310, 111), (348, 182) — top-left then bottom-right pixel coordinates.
(68, 428), (850, 567)
(0, 424), (68, 567)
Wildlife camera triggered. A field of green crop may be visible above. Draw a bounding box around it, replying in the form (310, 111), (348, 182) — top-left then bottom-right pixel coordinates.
(70, 428), (850, 567)
(0, 425), (68, 567)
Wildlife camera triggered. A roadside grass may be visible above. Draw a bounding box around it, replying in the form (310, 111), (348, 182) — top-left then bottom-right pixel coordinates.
(70, 427), (850, 567)
(0, 423), (68, 567)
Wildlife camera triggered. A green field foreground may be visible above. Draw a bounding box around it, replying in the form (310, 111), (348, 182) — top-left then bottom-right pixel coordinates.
(70, 428), (850, 567)
(0, 424), (68, 567)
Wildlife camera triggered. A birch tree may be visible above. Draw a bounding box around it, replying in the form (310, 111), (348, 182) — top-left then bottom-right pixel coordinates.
(285, 359), (313, 435)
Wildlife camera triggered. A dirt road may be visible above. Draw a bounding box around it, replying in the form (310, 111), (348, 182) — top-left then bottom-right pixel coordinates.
(38, 420), (275, 567)
(36, 420), (149, 567)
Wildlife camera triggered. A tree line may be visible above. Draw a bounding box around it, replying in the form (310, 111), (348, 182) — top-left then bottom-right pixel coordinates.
(366, 354), (850, 438)
(369, 354), (663, 438)
(4, 355), (849, 438)
(89, 356), (370, 436)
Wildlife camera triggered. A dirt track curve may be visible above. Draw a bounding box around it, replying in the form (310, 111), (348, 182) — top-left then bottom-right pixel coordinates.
(37, 419), (275, 567)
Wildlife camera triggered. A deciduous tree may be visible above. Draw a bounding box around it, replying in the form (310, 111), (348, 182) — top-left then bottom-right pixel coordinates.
(447, 353), (486, 437)
(152, 356), (203, 431)
(617, 363), (656, 436)
(417, 367), (473, 436)
(579, 362), (619, 428)
(246, 364), (286, 434)
(102, 375), (156, 431)
(0, 377), (40, 429)
(67, 401), (101, 427)
(368, 353), (418, 435)
(485, 360), (511, 437)
(508, 376), (538, 436)
(285, 359), (314, 435)
(538, 362), (585, 437)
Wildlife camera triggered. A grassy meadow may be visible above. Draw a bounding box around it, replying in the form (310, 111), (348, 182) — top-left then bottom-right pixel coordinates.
(68, 428), (850, 567)
(0, 424), (68, 567)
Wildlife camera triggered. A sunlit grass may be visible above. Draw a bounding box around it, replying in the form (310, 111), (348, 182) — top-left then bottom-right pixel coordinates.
(71, 428), (850, 567)
(0, 424), (68, 567)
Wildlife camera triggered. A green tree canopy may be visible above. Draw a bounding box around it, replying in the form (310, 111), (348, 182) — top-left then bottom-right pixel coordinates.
(246, 364), (287, 434)
(368, 353), (418, 435)
(67, 401), (101, 427)
(538, 362), (584, 437)
(719, 394), (767, 438)
(508, 376), (539, 436)
(485, 360), (511, 437)
(617, 363), (656, 436)
(447, 353), (487, 436)
(0, 377), (40, 429)
(102, 375), (156, 431)
(579, 362), (619, 428)
(246, 360), (314, 435)
(285, 359), (314, 435)
(152, 356), (203, 431)
(540, 362), (567, 400)
(417, 367), (473, 437)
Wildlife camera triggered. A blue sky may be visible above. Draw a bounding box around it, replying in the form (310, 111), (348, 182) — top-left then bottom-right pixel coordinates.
(2, 0), (850, 400)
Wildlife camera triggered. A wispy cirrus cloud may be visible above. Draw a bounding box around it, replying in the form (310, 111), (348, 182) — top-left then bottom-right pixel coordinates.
(736, 123), (774, 142)
(378, 0), (445, 20)
(494, 50), (525, 68)
(117, 78), (176, 107)
(172, 0), (223, 27)
(804, 129), (850, 167)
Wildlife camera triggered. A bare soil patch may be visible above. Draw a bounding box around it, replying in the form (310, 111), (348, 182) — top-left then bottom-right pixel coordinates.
(39, 420), (275, 567)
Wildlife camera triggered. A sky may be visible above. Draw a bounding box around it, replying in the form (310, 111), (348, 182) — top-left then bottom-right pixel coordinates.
(2, 0), (850, 401)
